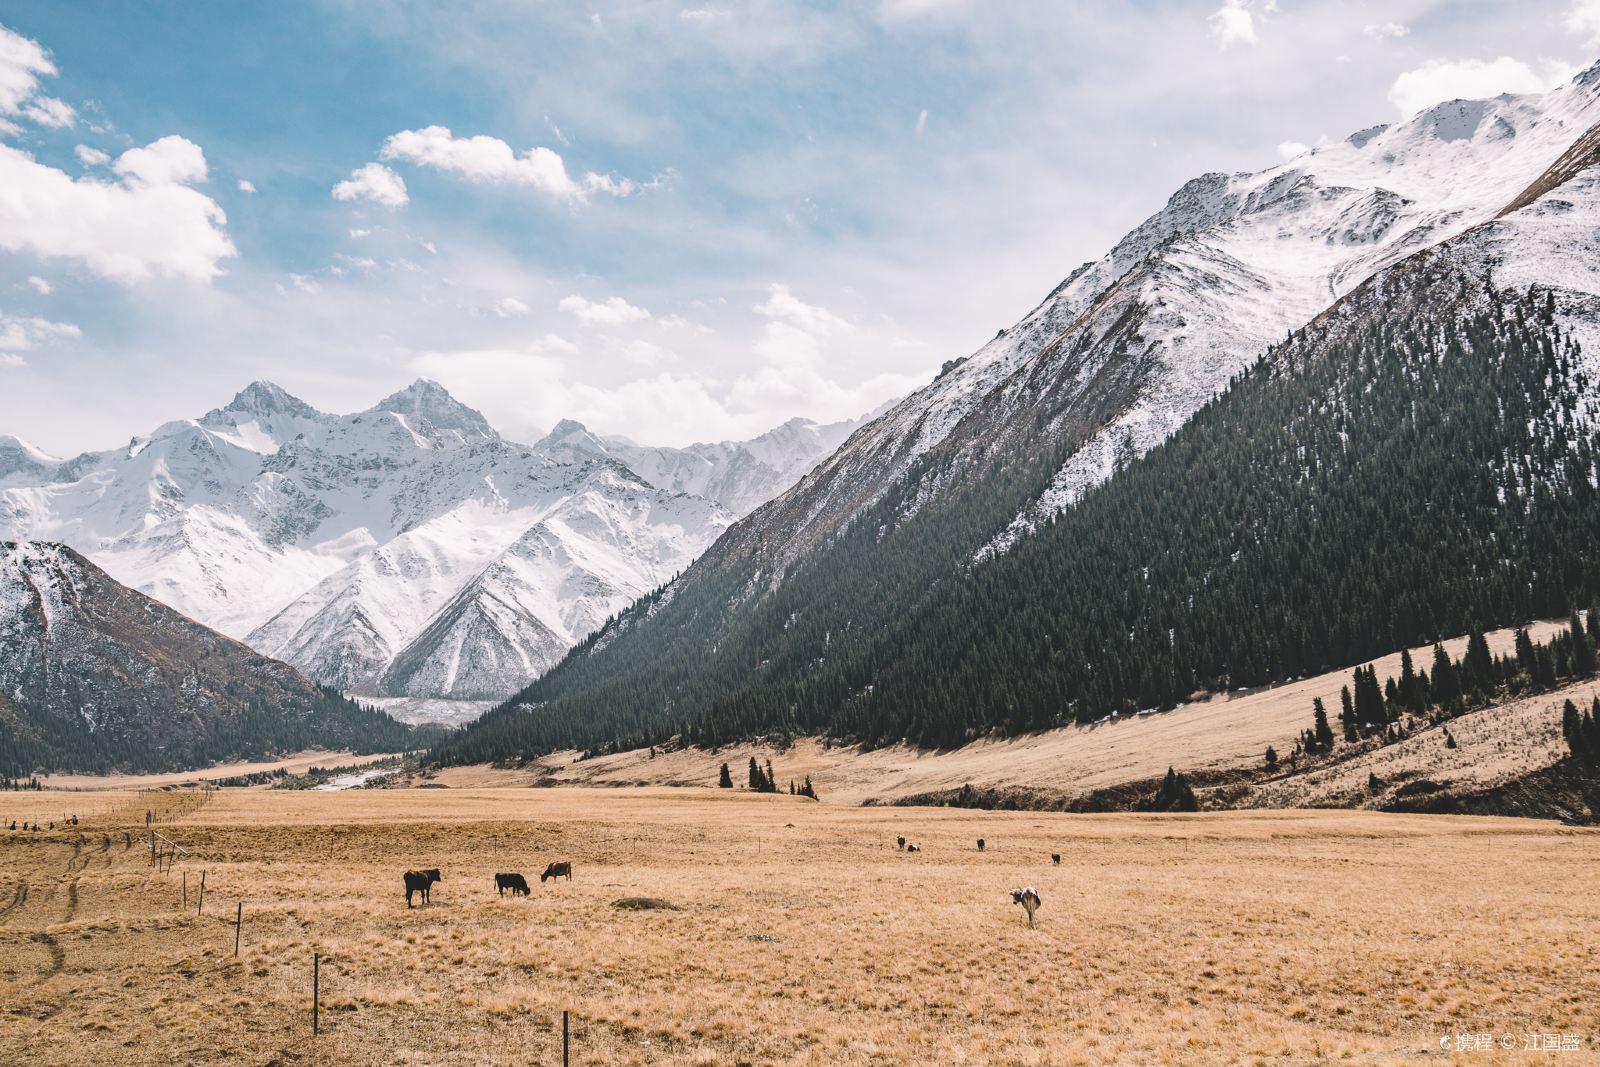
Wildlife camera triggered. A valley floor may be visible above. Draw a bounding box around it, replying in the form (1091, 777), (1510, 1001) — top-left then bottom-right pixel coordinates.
(0, 787), (1596, 1065)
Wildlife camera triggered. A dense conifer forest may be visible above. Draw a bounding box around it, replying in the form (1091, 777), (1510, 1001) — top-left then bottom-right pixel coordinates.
(433, 283), (1600, 766)
(0, 685), (427, 777)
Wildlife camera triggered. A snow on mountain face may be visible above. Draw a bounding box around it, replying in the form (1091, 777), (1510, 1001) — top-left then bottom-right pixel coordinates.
(705, 65), (1600, 574)
(0, 382), (848, 702)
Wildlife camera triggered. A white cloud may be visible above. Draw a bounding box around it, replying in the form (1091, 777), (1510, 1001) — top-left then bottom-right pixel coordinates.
(21, 94), (73, 128)
(1571, 0), (1600, 46)
(1362, 22), (1409, 40)
(0, 311), (79, 361)
(74, 144), (108, 166)
(679, 7), (726, 22)
(0, 137), (234, 283)
(1276, 140), (1310, 160)
(377, 125), (633, 202)
(349, 227), (372, 239)
(287, 273), (320, 295)
(1388, 57), (1576, 118)
(559, 293), (651, 325)
(0, 24), (71, 129)
(915, 108), (928, 136)
(332, 161), (408, 208)
(1209, 0), (1257, 48)
(237, 179), (256, 193)
(25, 275), (50, 295)
(494, 296), (530, 318)
(114, 135), (208, 187)
(753, 283), (851, 335)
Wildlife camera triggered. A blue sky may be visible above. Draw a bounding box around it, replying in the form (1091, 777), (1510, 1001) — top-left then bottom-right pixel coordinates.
(0, 0), (1594, 451)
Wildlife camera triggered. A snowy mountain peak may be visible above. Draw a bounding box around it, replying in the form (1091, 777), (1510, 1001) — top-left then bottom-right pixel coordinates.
(219, 380), (323, 420)
(370, 378), (497, 448)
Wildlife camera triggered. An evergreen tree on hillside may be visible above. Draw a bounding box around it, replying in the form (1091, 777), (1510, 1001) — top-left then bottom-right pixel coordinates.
(718, 762), (733, 788)
(1145, 767), (1200, 813)
(1311, 699), (1335, 752)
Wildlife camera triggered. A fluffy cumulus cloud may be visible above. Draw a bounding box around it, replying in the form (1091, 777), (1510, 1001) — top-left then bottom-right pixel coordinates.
(1388, 56), (1576, 118)
(332, 162), (408, 208)
(559, 293), (651, 325)
(25, 275), (50, 294)
(493, 296), (529, 318)
(1209, 0), (1258, 48)
(753, 283), (851, 335)
(1276, 140), (1310, 160)
(0, 23), (75, 132)
(74, 144), (108, 166)
(376, 125), (634, 202)
(0, 137), (235, 283)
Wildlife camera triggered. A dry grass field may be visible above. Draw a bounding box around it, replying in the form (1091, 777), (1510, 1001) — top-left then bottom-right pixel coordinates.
(2, 787), (1597, 1065)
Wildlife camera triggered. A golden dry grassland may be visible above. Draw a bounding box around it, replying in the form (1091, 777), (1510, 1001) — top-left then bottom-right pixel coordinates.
(2, 786), (1596, 1065)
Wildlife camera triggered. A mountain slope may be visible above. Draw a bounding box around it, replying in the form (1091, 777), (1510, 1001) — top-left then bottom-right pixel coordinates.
(1, 383), (860, 702)
(434, 69), (1600, 765)
(0, 541), (417, 775)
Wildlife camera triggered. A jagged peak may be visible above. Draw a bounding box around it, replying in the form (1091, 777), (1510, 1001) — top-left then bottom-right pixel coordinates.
(222, 380), (321, 419)
(370, 379), (497, 443)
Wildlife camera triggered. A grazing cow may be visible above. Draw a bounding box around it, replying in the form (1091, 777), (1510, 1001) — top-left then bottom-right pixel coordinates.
(495, 872), (530, 897)
(1011, 887), (1042, 928)
(906, 843), (921, 853)
(976, 838), (985, 851)
(1051, 853), (1061, 866)
(404, 868), (442, 907)
(896, 836), (906, 850)
(541, 861), (573, 883)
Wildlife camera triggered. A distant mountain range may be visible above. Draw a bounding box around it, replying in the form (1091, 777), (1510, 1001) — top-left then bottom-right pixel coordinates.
(0, 381), (862, 704)
(435, 62), (1600, 765)
(0, 541), (420, 774)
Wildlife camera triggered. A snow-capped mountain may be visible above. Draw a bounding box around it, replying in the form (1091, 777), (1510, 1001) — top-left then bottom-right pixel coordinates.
(703, 64), (1600, 573)
(436, 61), (1600, 765)
(0, 382), (862, 702)
(0, 541), (416, 773)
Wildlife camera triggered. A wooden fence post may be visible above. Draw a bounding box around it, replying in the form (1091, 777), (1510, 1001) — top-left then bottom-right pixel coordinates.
(197, 870), (205, 915)
(313, 953), (320, 1036)
(563, 1009), (569, 1067)
(234, 902), (242, 956)
(182, 871), (187, 910)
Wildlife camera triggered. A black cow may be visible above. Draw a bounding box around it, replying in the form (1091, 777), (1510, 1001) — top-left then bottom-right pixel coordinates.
(541, 861), (572, 883)
(404, 868), (441, 907)
(976, 838), (985, 851)
(896, 836), (905, 850)
(1051, 853), (1062, 865)
(495, 872), (530, 897)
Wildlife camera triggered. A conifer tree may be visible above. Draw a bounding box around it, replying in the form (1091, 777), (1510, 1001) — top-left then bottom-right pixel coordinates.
(718, 762), (733, 788)
(1312, 698), (1334, 752)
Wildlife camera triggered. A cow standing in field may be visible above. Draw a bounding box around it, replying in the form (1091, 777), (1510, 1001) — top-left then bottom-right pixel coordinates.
(976, 839), (985, 851)
(1051, 853), (1061, 866)
(404, 868), (441, 907)
(896, 836), (905, 850)
(1011, 887), (1042, 928)
(541, 861), (572, 883)
(495, 873), (530, 897)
